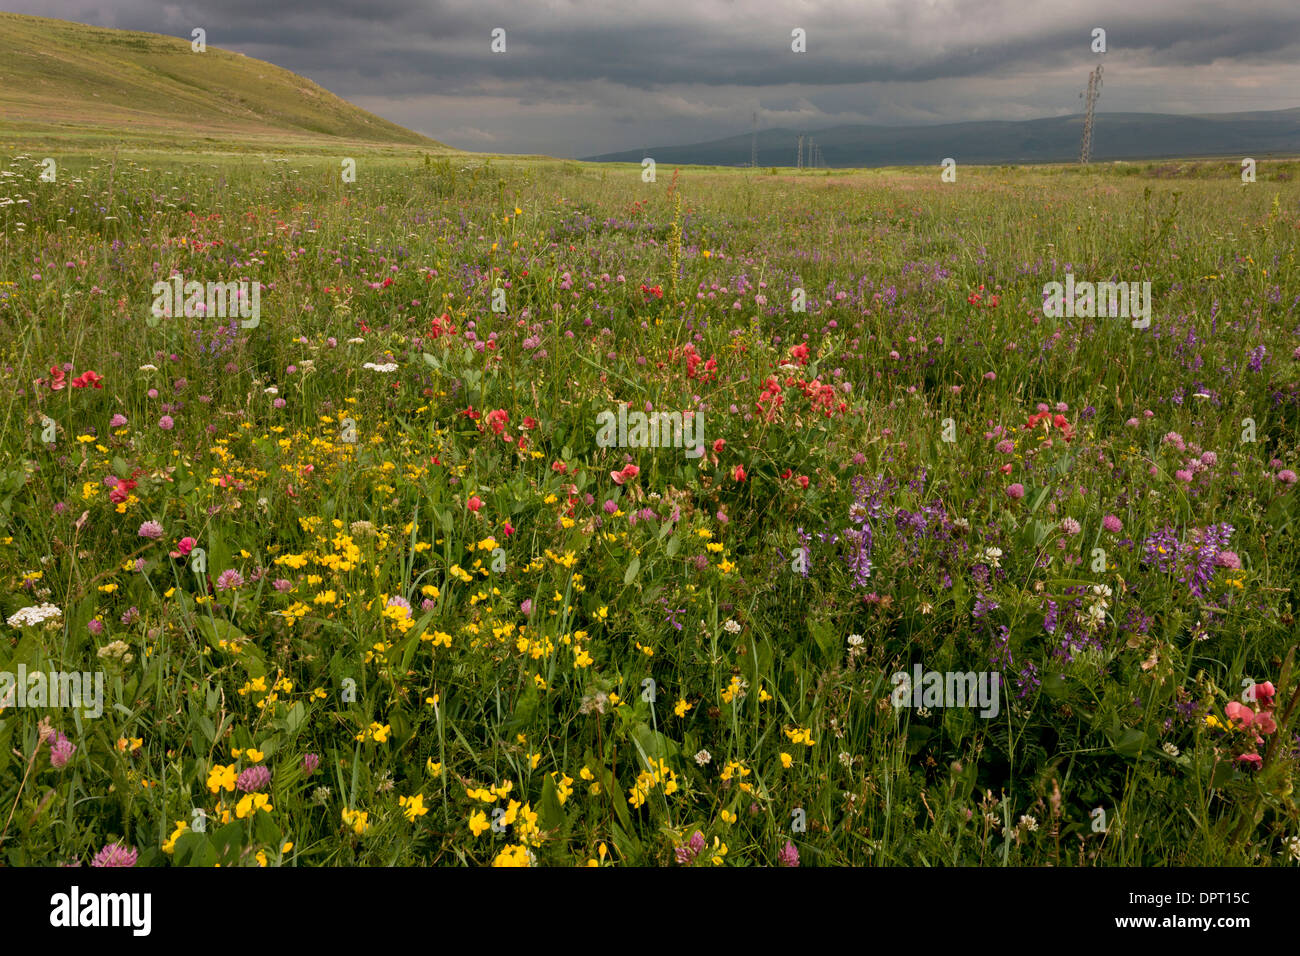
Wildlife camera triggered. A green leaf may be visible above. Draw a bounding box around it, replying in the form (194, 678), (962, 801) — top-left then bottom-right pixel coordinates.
(623, 556), (641, 585)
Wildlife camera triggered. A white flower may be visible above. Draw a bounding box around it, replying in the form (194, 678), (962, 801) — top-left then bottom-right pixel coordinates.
(722, 619), (741, 634)
(1283, 837), (1300, 862)
(362, 362), (399, 373)
(981, 547), (1003, 569)
(264, 386), (279, 395)
(838, 752), (853, 767)
(847, 633), (864, 647)
(138, 364), (158, 372)
(1019, 814), (1039, 832)
(7, 603), (62, 628)
(347, 337), (366, 344)
(693, 749), (712, 766)
(1162, 741), (1180, 758)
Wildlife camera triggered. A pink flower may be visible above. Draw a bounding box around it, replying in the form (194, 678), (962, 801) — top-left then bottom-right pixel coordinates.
(110, 414), (128, 428)
(1277, 469), (1297, 485)
(1253, 682), (1276, 710)
(610, 464), (640, 485)
(1006, 483), (1025, 500)
(138, 520), (164, 540)
(49, 733), (76, 769)
(91, 842), (138, 867)
(170, 536), (197, 559)
(995, 440), (1014, 455)
(467, 495), (483, 512)
(158, 415), (175, 430)
(215, 569), (244, 591)
(1254, 711), (1277, 735)
(1103, 514), (1122, 533)
(1214, 551), (1242, 569)
(1225, 700), (1254, 728)
(778, 839), (800, 867)
(1235, 753), (1262, 770)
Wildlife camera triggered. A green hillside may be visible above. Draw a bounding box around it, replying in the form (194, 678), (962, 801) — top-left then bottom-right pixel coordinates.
(0, 12), (445, 150)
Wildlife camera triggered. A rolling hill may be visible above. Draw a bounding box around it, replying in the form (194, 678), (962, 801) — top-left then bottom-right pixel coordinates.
(0, 12), (445, 150)
(584, 109), (1300, 168)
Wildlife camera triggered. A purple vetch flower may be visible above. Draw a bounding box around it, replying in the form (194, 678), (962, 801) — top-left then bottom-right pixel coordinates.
(91, 842), (138, 867)
(236, 765), (272, 793)
(778, 840), (800, 867)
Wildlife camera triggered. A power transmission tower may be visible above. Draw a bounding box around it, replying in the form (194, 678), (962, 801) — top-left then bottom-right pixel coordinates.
(808, 138), (815, 168)
(797, 134), (804, 170)
(1079, 64), (1102, 164)
(751, 111), (758, 168)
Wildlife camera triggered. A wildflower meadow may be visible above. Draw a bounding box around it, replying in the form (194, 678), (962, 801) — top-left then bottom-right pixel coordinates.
(1, 148), (1299, 870)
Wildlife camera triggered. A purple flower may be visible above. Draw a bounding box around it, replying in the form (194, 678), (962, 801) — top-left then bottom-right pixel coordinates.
(273, 578), (292, 592)
(1006, 483), (1025, 500)
(138, 520), (164, 539)
(1278, 469), (1297, 485)
(1103, 514), (1123, 534)
(302, 753), (320, 775)
(91, 842), (138, 867)
(675, 831), (707, 865)
(520, 599), (533, 615)
(236, 765), (272, 793)
(49, 733), (76, 769)
(87, 619), (104, 636)
(215, 569), (244, 591)
(778, 840), (800, 867)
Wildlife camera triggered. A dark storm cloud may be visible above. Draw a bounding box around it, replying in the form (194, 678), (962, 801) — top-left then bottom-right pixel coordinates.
(7, 0), (1300, 155)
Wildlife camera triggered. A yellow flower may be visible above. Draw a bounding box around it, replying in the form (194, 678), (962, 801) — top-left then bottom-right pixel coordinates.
(399, 793), (429, 822)
(207, 763), (237, 794)
(342, 808), (370, 836)
(492, 843), (532, 867)
(674, 699), (692, 718)
(426, 759), (443, 777)
(161, 820), (189, 855)
(780, 752), (793, 769)
(245, 748), (265, 763)
(469, 810), (491, 837)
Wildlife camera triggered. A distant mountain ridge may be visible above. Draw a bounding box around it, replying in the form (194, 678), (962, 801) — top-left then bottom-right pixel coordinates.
(0, 12), (444, 148)
(584, 108), (1300, 167)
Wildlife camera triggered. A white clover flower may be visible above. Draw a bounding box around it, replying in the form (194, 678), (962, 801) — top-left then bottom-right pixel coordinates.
(1162, 741), (1180, 758)
(981, 547), (1003, 568)
(847, 633), (864, 647)
(1019, 814), (1039, 832)
(264, 386), (279, 395)
(722, 618), (741, 634)
(693, 749), (712, 767)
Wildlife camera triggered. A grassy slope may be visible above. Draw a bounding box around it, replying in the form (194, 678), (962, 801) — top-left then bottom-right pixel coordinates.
(0, 12), (447, 151)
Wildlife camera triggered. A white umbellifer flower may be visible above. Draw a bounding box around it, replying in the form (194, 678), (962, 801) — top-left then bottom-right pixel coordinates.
(693, 749), (712, 767)
(363, 362), (399, 373)
(347, 337), (366, 344)
(7, 603), (62, 628)
(264, 386), (278, 395)
(138, 364), (158, 372)
(847, 633), (864, 647)
(722, 619), (741, 634)
(97, 640), (134, 664)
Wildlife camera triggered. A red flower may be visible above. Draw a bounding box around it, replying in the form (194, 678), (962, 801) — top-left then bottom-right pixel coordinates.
(485, 408), (509, 436)
(521, 416), (539, 431)
(610, 464), (639, 486)
(796, 475), (809, 489)
(503, 521), (516, 537)
(49, 366), (67, 391)
(467, 495), (483, 512)
(712, 438), (726, 454)
(732, 465), (747, 482)
(790, 343), (809, 366)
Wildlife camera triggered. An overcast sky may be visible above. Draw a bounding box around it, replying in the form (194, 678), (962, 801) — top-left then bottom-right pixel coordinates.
(10, 0), (1300, 156)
